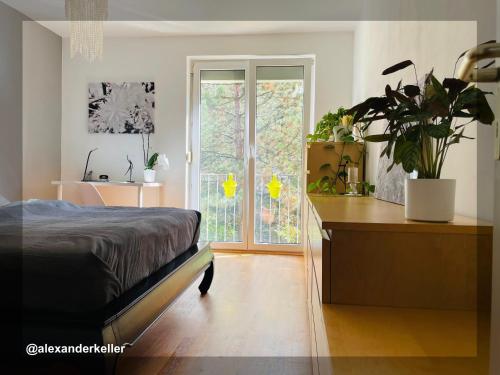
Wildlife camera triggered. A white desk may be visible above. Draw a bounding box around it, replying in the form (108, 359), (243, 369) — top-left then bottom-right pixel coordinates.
(51, 180), (163, 208)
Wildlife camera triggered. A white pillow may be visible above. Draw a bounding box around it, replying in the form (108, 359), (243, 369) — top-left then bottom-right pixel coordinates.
(0, 194), (10, 207)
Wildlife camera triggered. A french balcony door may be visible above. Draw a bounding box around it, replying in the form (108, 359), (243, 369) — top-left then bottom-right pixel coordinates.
(190, 59), (312, 251)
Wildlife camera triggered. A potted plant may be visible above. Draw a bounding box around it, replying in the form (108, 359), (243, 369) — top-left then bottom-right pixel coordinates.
(141, 132), (169, 183)
(307, 108), (374, 195)
(348, 56), (494, 221)
(144, 152), (159, 182)
(307, 107), (350, 142)
(143, 152), (169, 183)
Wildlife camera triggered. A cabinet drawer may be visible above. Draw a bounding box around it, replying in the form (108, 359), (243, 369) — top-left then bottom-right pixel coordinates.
(306, 237), (312, 305)
(311, 264), (332, 375)
(310, 310), (319, 375)
(309, 207), (332, 303)
(312, 265), (329, 358)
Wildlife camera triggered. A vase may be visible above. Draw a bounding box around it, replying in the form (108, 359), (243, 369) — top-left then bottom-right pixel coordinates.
(144, 169), (156, 183)
(404, 179), (456, 222)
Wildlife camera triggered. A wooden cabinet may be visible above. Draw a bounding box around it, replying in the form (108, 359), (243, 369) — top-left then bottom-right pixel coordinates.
(308, 202), (331, 303)
(304, 195), (493, 374)
(305, 199), (333, 375)
(306, 142), (365, 195)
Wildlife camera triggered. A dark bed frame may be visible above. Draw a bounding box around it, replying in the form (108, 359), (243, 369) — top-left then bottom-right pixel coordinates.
(23, 242), (214, 374)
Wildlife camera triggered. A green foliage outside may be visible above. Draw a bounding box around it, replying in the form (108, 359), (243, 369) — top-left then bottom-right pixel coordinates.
(199, 78), (304, 244)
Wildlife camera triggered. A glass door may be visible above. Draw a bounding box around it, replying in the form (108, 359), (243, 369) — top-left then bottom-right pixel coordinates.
(191, 63), (248, 249)
(191, 59), (311, 251)
(252, 66), (305, 246)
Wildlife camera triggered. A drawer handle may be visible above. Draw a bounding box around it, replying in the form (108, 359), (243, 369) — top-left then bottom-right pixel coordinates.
(321, 229), (331, 240)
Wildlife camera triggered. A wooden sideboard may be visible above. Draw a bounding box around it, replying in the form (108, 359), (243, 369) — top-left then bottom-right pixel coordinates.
(305, 195), (493, 375)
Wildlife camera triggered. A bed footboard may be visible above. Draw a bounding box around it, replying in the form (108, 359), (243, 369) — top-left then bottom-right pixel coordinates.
(104, 242), (213, 347)
(23, 242), (213, 375)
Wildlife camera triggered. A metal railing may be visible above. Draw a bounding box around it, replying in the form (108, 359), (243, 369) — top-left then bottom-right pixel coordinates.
(199, 173), (301, 244)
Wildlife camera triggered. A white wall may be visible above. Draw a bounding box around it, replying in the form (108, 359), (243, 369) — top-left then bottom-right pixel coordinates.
(489, 3), (500, 374)
(0, 2), (27, 201)
(22, 21), (61, 200)
(61, 32), (354, 207)
(353, 21), (495, 220)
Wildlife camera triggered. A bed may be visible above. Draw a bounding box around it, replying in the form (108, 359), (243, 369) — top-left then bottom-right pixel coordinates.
(0, 199), (213, 373)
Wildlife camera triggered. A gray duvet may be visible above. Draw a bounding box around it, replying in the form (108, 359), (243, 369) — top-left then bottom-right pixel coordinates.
(0, 200), (200, 313)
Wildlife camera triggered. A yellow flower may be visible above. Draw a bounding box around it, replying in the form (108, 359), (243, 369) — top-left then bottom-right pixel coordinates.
(223, 174), (238, 198)
(266, 175), (282, 199)
(341, 115), (354, 128)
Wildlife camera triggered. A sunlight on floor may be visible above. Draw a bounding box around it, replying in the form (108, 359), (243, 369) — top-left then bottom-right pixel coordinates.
(117, 253), (311, 375)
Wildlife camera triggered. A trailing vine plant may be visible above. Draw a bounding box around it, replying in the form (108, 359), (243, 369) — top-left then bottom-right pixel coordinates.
(306, 138), (375, 195)
(306, 107), (349, 142)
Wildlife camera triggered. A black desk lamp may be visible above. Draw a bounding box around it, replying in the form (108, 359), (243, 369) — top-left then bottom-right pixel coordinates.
(82, 148), (98, 181)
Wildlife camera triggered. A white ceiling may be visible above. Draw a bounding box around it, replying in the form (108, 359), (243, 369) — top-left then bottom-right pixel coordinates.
(4, 0), (357, 36)
(1, 0), (363, 25)
(36, 21), (357, 38)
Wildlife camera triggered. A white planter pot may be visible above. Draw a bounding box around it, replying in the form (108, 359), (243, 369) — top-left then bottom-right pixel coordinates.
(332, 126), (345, 142)
(144, 169), (156, 183)
(404, 179), (456, 222)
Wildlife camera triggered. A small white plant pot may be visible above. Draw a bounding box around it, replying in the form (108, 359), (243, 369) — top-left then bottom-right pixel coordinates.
(332, 127), (344, 142)
(144, 169), (156, 183)
(405, 179), (456, 222)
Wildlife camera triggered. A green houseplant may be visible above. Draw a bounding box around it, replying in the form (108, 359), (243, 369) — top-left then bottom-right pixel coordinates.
(144, 152), (170, 183)
(348, 56), (494, 221)
(307, 107), (375, 196)
(144, 152), (159, 182)
(145, 152), (159, 170)
(141, 133), (169, 183)
(306, 107), (350, 142)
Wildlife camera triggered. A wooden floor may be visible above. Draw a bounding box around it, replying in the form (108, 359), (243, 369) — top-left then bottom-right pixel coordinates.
(117, 253), (311, 375)
(116, 252), (489, 375)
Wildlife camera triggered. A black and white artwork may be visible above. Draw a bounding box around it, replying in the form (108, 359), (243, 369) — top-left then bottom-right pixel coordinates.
(88, 82), (155, 134)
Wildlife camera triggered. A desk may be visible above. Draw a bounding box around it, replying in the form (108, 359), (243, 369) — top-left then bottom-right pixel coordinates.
(51, 180), (163, 208)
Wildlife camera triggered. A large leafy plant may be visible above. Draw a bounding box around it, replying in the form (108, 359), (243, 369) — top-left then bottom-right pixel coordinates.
(348, 57), (495, 179)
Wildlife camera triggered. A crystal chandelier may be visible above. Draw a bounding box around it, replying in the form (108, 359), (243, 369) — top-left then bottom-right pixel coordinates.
(65, 0), (108, 62)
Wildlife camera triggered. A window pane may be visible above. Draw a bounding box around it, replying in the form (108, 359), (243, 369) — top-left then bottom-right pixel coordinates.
(199, 70), (245, 242)
(254, 66), (304, 245)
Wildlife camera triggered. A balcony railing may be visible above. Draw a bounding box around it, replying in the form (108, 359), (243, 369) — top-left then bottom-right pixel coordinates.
(199, 173), (301, 244)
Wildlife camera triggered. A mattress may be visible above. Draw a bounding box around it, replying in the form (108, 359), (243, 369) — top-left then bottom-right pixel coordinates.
(0, 200), (200, 313)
